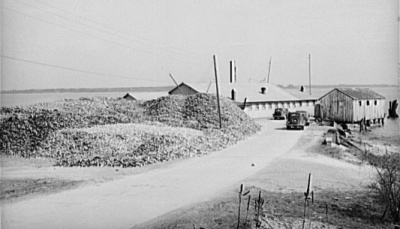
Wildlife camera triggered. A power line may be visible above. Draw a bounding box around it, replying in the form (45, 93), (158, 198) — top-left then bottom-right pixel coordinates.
(14, 0), (208, 62)
(1, 54), (171, 83)
(2, 5), (207, 67)
(33, 0), (193, 53)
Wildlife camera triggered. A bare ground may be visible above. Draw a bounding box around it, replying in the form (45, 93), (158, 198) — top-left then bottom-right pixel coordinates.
(0, 153), (189, 205)
(133, 123), (398, 229)
(1, 120), (397, 229)
(1, 119), (302, 229)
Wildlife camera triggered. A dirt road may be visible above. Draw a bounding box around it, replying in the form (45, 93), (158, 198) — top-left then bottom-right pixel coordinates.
(2, 120), (302, 229)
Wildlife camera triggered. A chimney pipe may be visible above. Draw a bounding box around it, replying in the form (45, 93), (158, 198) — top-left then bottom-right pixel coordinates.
(261, 87), (267, 94)
(231, 89), (236, 101)
(230, 60), (236, 83)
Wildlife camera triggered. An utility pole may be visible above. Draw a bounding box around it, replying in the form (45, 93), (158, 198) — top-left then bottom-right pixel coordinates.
(309, 54), (312, 95)
(267, 57), (272, 83)
(213, 55), (222, 129)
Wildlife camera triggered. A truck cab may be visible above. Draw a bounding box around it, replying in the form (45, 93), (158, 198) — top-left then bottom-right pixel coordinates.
(273, 108), (289, 120)
(286, 112), (306, 130)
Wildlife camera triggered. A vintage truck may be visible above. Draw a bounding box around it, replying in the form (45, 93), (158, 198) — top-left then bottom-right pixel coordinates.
(286, 111), (306, 130)
(273, 108), (289, 120)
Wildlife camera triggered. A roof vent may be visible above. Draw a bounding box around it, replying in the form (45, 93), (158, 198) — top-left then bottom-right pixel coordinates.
(261, 87), (267, 94)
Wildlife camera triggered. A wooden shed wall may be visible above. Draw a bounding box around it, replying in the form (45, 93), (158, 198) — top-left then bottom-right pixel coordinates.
(319, 89), (354, 122)
(352, 99), (385, 121)
(169, 85), (198, 95)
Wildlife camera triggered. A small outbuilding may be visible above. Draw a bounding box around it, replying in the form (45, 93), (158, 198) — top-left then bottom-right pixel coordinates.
(122, 93), (136, 100)
(318, 88), (385, 123)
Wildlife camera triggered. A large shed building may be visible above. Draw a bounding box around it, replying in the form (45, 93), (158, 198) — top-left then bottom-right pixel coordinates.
(168, 60), (318, 118)
(318, 88), (385, 123)
(168, 82), (317, 118)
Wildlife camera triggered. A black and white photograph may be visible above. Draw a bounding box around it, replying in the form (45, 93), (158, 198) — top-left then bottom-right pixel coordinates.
(1, 0), (399, 228)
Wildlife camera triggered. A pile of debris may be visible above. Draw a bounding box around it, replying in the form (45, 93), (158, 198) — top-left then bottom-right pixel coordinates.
(1, 94), (261, 167)
(0, 97), (144, 157)
(144, 93), (257, 130)
(43, 123), (205, 167)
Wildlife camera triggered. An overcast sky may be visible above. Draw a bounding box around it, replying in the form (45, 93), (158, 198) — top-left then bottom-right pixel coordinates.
(1, 0), (399, 90)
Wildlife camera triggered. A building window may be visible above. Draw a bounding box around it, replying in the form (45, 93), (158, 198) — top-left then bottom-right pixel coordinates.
(359, 101), (362, 106)
(367, 100), (370, 106)
(299, 101), (303, 107)
(374, 100), (378, 105)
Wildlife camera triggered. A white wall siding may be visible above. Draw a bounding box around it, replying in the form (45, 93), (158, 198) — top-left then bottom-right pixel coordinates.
(243, 100), (315, 119)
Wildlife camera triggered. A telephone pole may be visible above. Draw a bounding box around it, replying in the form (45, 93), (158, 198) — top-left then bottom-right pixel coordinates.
(267, 57), (272, 83)
(309, 54), (312, 95)
(213, 55), (222, 129)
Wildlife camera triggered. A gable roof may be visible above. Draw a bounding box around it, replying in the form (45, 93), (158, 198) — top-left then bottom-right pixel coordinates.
(283, 88), (319, 100)
(168, 82), (206, 94)
(122, 93), (136, 100)
(169, 82), (304, 102)
(320, 88), (385, 100)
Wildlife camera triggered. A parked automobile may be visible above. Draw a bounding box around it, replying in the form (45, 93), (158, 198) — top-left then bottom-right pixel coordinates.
(296, 110), (311, 126)
(286, 112), (306, 130)
(273, 108), (289, 120)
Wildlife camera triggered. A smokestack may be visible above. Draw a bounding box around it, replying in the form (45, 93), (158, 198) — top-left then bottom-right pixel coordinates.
(230, 60), (236, 83)
(231, 89), (236, 101)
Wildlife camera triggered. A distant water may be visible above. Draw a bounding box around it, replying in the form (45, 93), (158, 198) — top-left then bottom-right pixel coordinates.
(0, 91), (169, 107)
(372, 118), (400, 138)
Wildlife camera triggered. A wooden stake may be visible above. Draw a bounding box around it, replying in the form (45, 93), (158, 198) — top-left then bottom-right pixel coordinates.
(244, 195), (251, 228)
(213, 55), (222, 129)
(302, 173), (313, 229)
